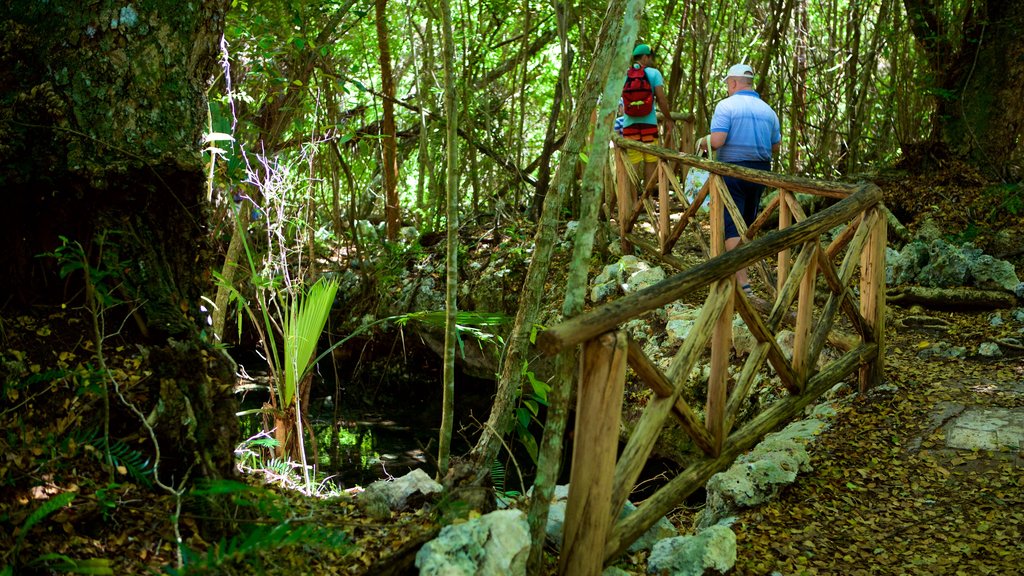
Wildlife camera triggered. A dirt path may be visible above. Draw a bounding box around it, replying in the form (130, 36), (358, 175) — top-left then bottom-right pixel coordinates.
(722, 307), (1024, 575)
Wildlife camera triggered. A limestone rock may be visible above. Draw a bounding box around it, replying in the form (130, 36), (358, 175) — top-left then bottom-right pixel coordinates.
(647, 524), (736, 576)
(360, 468), (442, 515)
(415, 509), (530, 576)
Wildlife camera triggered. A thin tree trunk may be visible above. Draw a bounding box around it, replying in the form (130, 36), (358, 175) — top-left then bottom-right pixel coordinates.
(454, 0), (634, 492)
(529, 1), (574, 220)
(376, 0), (400, 241)
(437, 0), (459, 478)
(790, 0), (809, 173)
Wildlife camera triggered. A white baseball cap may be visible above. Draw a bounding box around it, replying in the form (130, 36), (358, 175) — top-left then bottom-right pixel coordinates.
(725, 64), (755, 80)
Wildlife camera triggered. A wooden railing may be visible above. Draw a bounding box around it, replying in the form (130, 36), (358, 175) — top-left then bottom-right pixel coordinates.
(537, 138), (886, 575)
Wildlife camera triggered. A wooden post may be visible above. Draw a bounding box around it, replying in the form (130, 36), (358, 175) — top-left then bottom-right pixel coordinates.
(858, 209), (886, 391)
(792, 243), (818, 386)
(615, 147), (633, 254)
(706, 278), (734, 455)
(559, 331), (627, 576)
(709, 175), (725, 258)
(778, 190), (793, 294)
(658, 161), (670, 250)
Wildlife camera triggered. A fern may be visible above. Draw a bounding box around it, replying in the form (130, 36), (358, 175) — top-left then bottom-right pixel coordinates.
(59, 427), (153, 487)
(104, 439), (153, 487)
(15, 492), (75, 554)
(168, 524), (350, 575)
(490, 459), (506, 494)
(29, 554), (113, 575)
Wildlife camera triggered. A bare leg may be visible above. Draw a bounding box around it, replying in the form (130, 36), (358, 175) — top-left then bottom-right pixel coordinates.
(643, 160), (657, 192)
(725, 236), (750, 288)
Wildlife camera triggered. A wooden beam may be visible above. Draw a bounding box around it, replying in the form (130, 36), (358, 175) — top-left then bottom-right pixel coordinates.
(733, 286), (801, 394)
(613, 135), (859, 198)
(777, 191), (793, 294)
(615, 147), (632, 254)
(707, 278), (735, 454)
(626, 340), (717, 455)
(792, 244), (818, 385)
(725, 240), (820, 433)
(658, 161), (670, 250)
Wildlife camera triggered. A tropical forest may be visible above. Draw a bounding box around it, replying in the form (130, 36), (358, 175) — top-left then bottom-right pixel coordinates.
(1, 0), (1022, 574)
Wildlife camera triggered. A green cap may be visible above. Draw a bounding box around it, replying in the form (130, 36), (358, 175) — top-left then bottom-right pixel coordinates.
(632, 44), (653, 57)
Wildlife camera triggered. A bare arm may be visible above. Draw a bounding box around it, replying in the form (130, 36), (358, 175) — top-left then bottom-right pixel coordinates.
(710, 132), (727, 150)
(655, 85), (674, 134)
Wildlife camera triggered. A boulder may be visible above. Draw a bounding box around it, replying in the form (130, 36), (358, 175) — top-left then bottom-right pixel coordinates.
(646, 524), (736, 576)
(591, 255), (659, 304)
(415, 509), (530, 576)
(886, 240), (1020, 291)
(359, 468), (442, 519)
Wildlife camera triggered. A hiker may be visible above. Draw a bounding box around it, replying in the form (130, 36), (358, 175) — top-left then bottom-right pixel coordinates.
(621, 44), (674, 201)
(700, 63), (781, 297)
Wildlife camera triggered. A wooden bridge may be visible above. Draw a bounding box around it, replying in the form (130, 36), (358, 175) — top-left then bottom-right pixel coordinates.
(536, 124), (886, 575)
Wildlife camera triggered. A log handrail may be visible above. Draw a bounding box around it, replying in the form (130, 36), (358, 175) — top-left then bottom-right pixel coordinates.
(537, 182), (882, 355)
(613, 135), (859, 198)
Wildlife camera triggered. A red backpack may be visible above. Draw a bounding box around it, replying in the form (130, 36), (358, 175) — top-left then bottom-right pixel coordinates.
(622, 65), (654, 117)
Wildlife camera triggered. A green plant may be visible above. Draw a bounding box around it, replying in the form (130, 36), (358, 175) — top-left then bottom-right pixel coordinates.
(58, 426), (154, 487)
(490, 459), (521, 499)
(14, 492), (75, 557)
(280, 277), (338, 410)
(512, 364), (550, 465)
(395, 310), (510, 360)
(160, 479), (349, 574)
(167, 523), (350, 575)
(94, 483), (121, 521)
(8, 492), (111, 574)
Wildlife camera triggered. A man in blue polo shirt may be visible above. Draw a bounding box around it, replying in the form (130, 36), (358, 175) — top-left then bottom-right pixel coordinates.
(705, 63), (780, 296)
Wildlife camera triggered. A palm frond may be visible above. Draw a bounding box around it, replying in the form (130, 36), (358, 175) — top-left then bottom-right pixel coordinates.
(280, 278), (338, 408)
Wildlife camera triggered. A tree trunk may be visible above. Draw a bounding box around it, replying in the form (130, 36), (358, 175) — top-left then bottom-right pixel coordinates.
(438, 0), (460, 478)
(903, 0), (1024, 177)
(1, 0), (237, 481)
(376, 0), (401, 241)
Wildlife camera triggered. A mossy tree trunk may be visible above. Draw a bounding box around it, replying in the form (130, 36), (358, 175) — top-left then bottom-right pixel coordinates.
(903, 0), (1024, 177)
(0, 0), (237, 481)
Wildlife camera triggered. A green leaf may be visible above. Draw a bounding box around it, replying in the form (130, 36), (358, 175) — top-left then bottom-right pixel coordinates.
(516, 407), (529, 429)
(190, 479), (253, 496)
(18, 492), (75, 549)
(517, 428), (539, 464)
(526, 371), (550, 405)
(280, 278), (338, 407)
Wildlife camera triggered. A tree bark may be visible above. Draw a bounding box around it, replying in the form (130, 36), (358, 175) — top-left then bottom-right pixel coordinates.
(376, 0), (401, 241)
(1, 0), (237, 481)
(438, 0), (460, 478)
(903, 0), (1024, 177)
